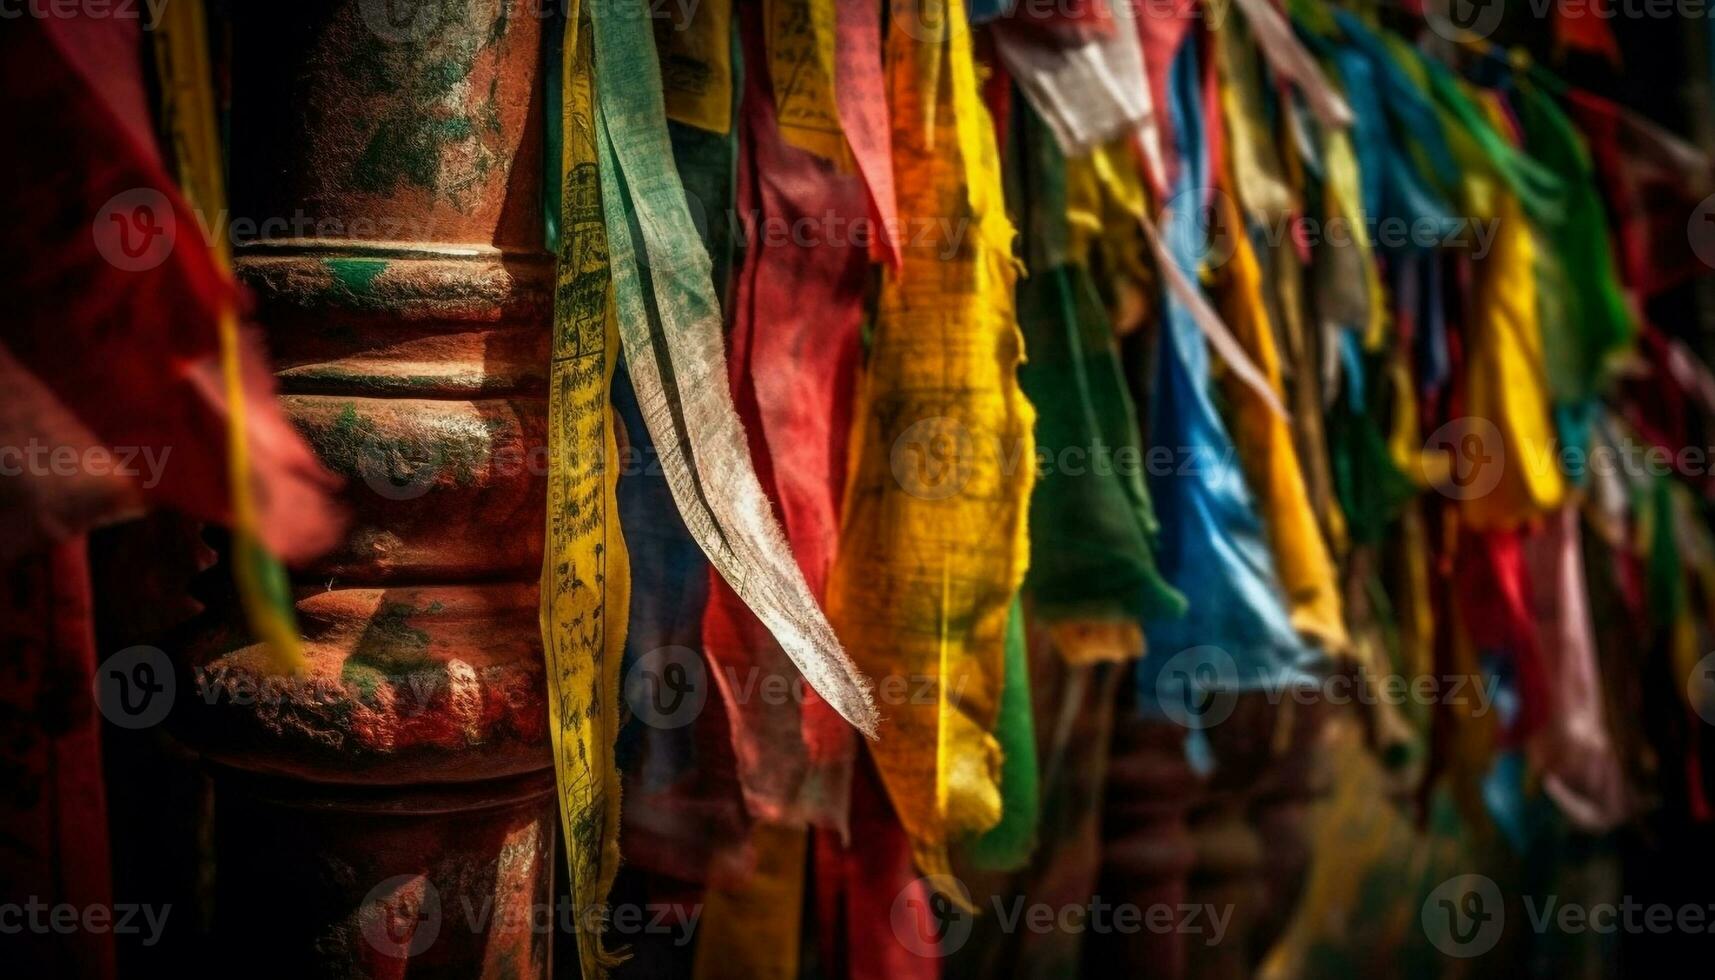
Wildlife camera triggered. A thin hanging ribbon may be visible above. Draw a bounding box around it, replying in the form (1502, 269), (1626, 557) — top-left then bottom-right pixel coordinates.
(154, 0), (305, 672)
(544, 5), (634, 975)
(1457, 96), (1567, 530)
(833, 0), (900, 266)
(701, 2), (867, 832)
(587, 0), (878, 736)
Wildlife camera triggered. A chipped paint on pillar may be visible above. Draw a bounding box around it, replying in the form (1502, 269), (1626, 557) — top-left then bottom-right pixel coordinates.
(179, 3), (554, 974)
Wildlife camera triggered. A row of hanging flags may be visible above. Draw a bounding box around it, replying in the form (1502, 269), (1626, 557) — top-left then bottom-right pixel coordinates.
(534, 0), (1715, 972)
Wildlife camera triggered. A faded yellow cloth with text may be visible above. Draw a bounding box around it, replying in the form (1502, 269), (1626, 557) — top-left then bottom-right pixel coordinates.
(826, 0), (1033, 887)
(542, 8), (632, 976)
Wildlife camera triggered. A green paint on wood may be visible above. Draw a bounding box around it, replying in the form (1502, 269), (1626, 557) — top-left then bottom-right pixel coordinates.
(338, 8), (512, 204)
(326, 257), (388, 295)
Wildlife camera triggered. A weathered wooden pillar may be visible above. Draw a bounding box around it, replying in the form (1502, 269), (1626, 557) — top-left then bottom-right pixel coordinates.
(1100, 690), (1330, 980)
(1247, 699), (1331, 960)
(178, 2), (557, 975)
(1183, 694), (1269, 980)
(1097, 714), (1198, 979)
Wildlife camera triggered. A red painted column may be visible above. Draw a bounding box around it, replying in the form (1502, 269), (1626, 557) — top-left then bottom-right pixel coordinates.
(178, 3), (558, 974)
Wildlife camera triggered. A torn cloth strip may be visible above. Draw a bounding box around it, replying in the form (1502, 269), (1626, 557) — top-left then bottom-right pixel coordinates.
(1211, 184), (1350, 656)
(826, 0), (1034, 884)
(833, 0), (900, 266)
(1135, 31), (1321, 716)
(1522, 505), (1629, 832)
(764, 0), (846, 166)
(15, 4), (341, 670)
(543, 6), (632, 976)
(701, 3), (867, 832)
(1006, 95), (1185, 654)
(587, 0), (878, 736)
(993, 0), (1161, 175)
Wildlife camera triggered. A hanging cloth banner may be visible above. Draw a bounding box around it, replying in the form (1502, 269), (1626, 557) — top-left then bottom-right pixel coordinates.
(1008, 97), (1185, 659)
(764, 0), (849, 165)
(1227, 0), (1351, 130)
(994, 0), (1164, 176)
(1211, 185), (1350, 656)
(1456, 96), (1566, 530)
(826, 0), (1034, 888)
(1522, 505), (1629, 832)
(587, 0), (879, 737)
(1513, 76), (1636, 458)
(1137, 33), (1318, 714)
(1565, 88), (1714, 301)
(701, 5), (867, 832)
(153, 0), (338, 671)
(543, 6), (633, 976)
(656, 0), (735, 133)
(833, 0), (900, 265)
